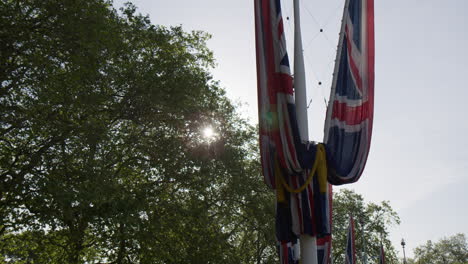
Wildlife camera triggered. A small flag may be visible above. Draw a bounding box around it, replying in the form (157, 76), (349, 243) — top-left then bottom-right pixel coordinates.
(345, 216), (356, 264)
(378, 244), (386, 264)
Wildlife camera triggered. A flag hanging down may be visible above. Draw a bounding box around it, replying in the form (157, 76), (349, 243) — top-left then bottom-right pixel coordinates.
(254, 0), (331, 262)
(317, 184), (332, 264)
(254, 0), (302, 190)
(278, 240), (300, 264)
(345, 215), (356, 264)
(324, 0), (375, 185)
(317, 235), (332, 264)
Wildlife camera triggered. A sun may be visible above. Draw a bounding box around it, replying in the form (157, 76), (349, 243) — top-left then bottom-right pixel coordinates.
(202, 126), (215, 140)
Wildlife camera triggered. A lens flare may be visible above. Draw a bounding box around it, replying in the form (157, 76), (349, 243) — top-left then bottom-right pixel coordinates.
(203, 126), (215, 139)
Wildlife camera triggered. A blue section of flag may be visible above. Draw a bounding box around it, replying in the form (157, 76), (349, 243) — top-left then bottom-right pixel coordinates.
(326, 126), (362, 177)
(348, 0), (362, 51)
(317, 249), (325, 263)
(275, 0), (281, 15)
(280, 53), (290, 67)
(335, 41), (362, 100)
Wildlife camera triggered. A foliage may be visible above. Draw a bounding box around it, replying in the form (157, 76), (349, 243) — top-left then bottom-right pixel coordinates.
(0, 0), (277, 263)
(412, 233), (468, 264)
(331, 189), (400, 264)
(0, 1), (407, 263)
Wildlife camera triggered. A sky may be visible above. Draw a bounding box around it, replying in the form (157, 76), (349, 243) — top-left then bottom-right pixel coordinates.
(114, 0), (468, 259)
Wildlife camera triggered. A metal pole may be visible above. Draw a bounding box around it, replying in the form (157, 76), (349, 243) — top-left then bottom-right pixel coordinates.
(293, 0), (317, 263)
(293, 0), (308, 140)
(401, 238), (407, 264)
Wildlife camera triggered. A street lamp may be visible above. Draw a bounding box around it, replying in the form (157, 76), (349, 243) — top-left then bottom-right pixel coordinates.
(401, 238), (407, 264)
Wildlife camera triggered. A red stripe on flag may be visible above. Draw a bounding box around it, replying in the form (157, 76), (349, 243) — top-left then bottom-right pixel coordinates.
(358, 0), (375, 180)
(366, 0), (375, 136)
(282, 243), (288, 264)
(258, 0), (277, 104)
(331, 100), (370, 125)
(276, 73), (293, 94)
(282, 104), (298, 167)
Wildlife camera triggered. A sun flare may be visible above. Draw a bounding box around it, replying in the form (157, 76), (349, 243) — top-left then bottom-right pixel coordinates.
(202, 126), (216, 140)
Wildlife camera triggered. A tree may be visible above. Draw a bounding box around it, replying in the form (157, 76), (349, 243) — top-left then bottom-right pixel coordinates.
(331, 189), (400, 264)
(1, 0), (277, 263)
(413, 233), (468, 264)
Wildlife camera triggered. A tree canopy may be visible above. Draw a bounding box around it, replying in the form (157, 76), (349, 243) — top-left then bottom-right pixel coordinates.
(331, 189), (400, 264)
(1, 0), (277, 263)
(1, 1), (411, 264)
(410, 233), (468, 264)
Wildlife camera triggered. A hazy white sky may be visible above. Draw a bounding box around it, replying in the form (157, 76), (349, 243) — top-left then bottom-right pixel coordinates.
(114, 0), (468, 259)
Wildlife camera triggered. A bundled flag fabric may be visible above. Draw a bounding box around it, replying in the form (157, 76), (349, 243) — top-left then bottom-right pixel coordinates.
(324, 0), (375, 185)
(254, 0), (331, 263)
(255, 0), (374, 262)
(317, 184), (332, 264)
(278, 240), (299, 264)
(345, 216), (356, 264)
(378, 244), (386, 264)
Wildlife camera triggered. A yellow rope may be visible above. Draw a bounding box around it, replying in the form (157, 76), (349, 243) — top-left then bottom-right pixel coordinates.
(276, 144), (327, 203)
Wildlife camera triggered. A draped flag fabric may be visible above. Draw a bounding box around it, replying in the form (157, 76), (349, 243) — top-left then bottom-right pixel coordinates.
(324, 0), (375, 185)
(255, 0), (374, 262)
(278, 241), (299, 264)
(317, 184), (332, 264)
(254, 0), (331, 263)
(345, 216), (356, 264)
(317, 235), (332, 264)
(254, 0), (301, 190)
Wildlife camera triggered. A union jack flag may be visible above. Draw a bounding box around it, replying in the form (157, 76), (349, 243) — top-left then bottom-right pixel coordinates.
(324, 0), (375, 185)
(317, 227), (332, 264)
(345, 216), (356, 264)
(278, 240), (299, 264)
(254, 0), (302, 190)
(255, 0), (332, 263)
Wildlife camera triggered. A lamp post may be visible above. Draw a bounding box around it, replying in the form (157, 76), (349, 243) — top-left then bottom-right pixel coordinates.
(401, 238), (407, 264)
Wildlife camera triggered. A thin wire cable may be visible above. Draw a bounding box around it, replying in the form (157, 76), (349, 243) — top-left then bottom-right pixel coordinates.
(303, 51), (320, 83)
(321, 32), (339, 53)
(303, 41), (334, 110)
(303, 51), (329, 109)
(300, 0), (321, 28)
(304, 30), (321, 51)
(290, 0), (338, 110)
(300, 0), (341, 53)
(322, 1), (345, 28)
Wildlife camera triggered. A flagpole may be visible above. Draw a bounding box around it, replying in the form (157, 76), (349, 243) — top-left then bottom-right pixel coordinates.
(293, 0), (318, 263)
(361, 220), (368, 264)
